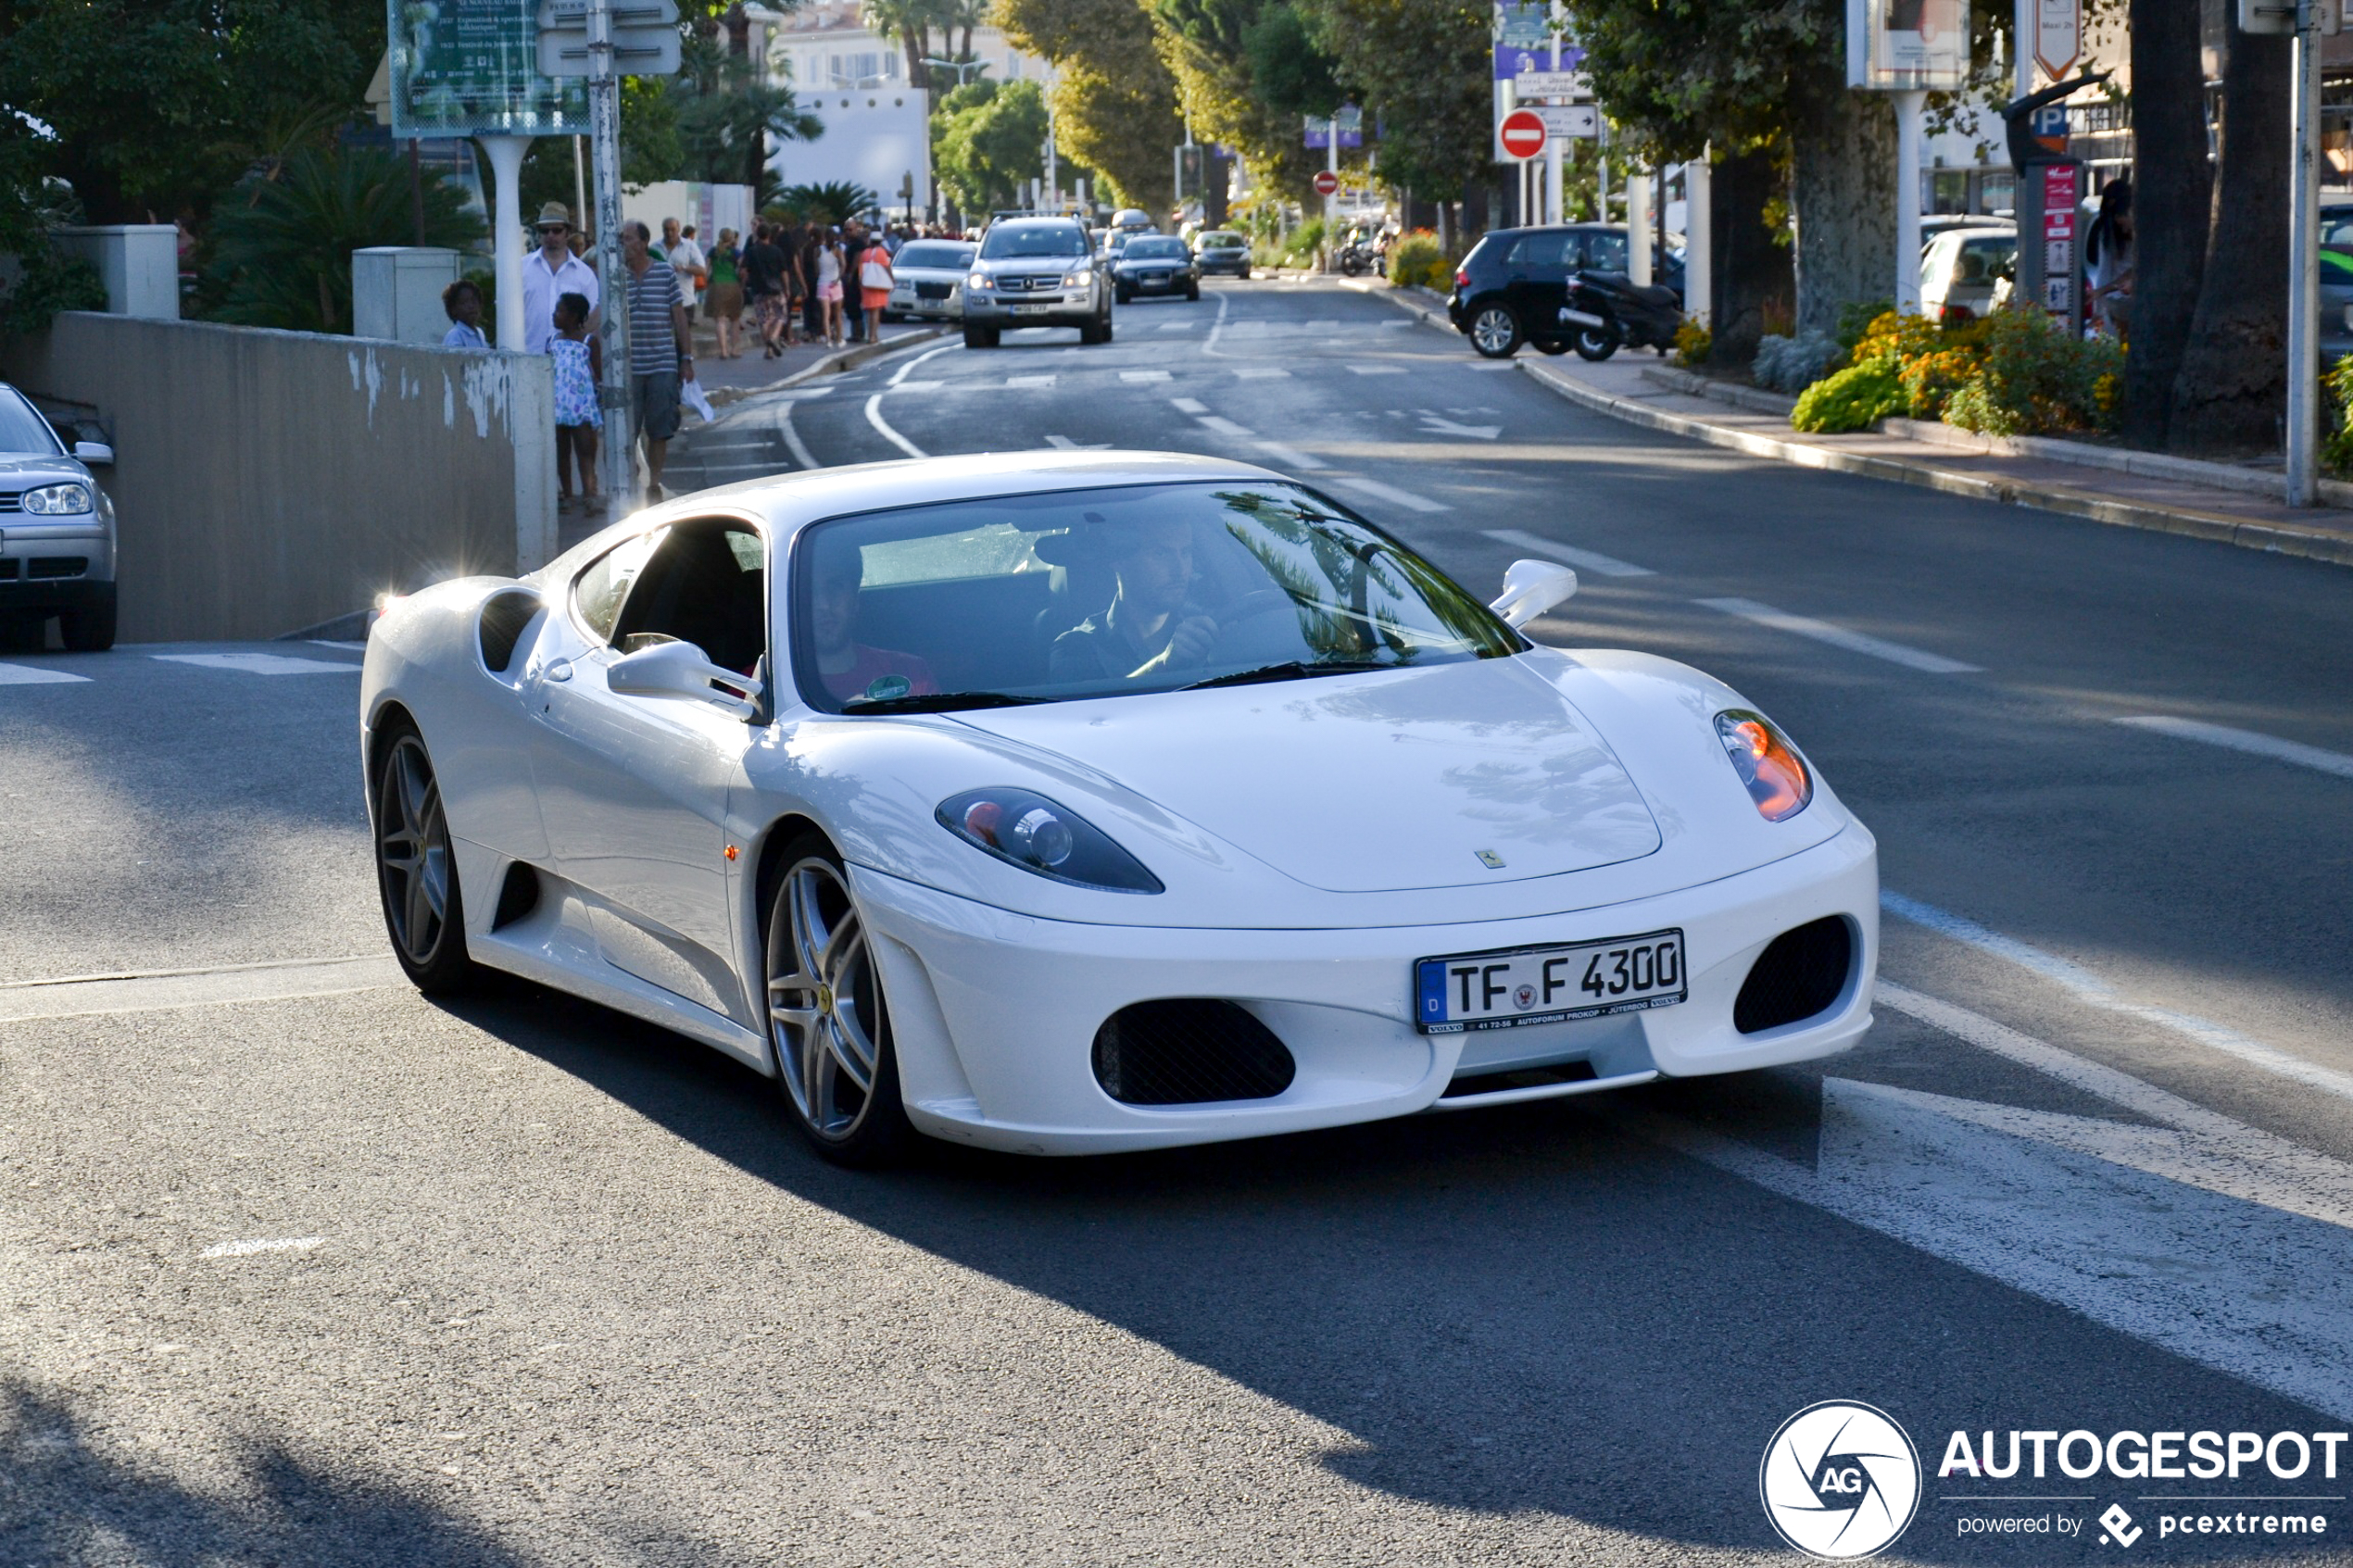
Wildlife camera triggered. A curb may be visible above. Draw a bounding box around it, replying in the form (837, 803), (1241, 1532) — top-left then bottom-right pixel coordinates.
(1334, 274), (2353, 569)
(704, 326), (950, 409)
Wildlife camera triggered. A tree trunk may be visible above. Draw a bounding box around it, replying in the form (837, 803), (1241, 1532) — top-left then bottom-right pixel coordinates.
(2123, 0), (2210, 448)
(900, 27), (927, 89)
(1710, 142), (1793, 368)
(2169, 24), (2290, 453)
(1786, 62), (1895, 338)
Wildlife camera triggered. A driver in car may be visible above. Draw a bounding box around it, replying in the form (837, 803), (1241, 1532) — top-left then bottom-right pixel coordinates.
(811, 542), (938, 704)
(1049, 517), (1219, 684)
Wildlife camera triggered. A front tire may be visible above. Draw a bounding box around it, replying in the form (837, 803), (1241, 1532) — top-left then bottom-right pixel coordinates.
(963, 325), (999, 349)
(1186, 282), (1201, 301)
(1115, 285), (1133, 306)
(1468, 303), (1523, 358)
(59, 584), (117, 652)
(765, 835), (912, 1166)
(373, 727), (477, 995)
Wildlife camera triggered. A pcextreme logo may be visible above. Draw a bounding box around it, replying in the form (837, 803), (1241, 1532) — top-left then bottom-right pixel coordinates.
(1760, 1401), (1923, 1560)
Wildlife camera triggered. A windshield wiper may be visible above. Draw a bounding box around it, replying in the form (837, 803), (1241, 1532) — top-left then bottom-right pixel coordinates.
(841, 690), (1050, 714)
(1183, 659), (1399, 691)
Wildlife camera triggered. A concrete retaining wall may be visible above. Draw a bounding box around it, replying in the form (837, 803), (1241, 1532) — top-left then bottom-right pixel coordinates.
(2, 312), (556, 642)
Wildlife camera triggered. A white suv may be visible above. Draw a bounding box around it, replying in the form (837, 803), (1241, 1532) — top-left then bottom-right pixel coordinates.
(961, 219), (1113, 348)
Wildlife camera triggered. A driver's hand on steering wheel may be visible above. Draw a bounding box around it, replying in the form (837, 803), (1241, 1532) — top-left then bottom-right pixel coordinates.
(1130, 614), (1219, 678)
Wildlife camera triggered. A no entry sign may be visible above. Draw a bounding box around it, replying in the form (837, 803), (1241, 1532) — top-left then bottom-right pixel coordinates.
(1498, 108), (1547, 160)
(1313, 169), (1340, 196)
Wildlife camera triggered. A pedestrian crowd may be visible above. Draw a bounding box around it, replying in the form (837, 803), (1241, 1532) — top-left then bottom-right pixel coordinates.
(436, 201), (947, 508)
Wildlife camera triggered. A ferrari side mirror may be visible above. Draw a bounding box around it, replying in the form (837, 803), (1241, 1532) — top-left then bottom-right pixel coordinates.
(1490, 558), (1579, 629)
(606, 637), (761, 719)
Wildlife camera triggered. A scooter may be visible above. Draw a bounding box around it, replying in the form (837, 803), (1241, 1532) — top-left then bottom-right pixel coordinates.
(1554, 270), (1684, 361)
(1337, 237), (1379, 276)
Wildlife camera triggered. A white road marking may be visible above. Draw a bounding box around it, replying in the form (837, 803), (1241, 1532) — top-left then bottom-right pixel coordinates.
(1328, 475), (1452, 514)
(1120, 370), (1172, 383)
(1005, 374), (1057, 389)
(2116, 716), (2353, 784)
(887, 379), (943, 393)
(1043, 434), (1111, 449)
(691, 434), (772, 449)
(1883, 890), (2353, 1104)
(1649, 980), (2353, 1423)
(777, 383), (834, 397)
(1465, 361), (1517, 371)
(862, 394), (927, 459)
(1695, 597), (1982, 674)
(0, 663), (91, 686)
(1169, 397), (1209, 414)
(202, 1236), (324, 1259)
(153, 653), (359, 676)
(887, 341), (961, 387)
(0, 955), (406, 1023)
(1349, 365), (1406, 375)
(1233, 367), (1290, 379)
(1253, 443), (1327, 470)
(1154, 320), (1197, 332)
(1196, 415), (1254, 437)
(1420, 415), (1500, 439)
(774, 399), (818, 470)
(307, 640), (368, 651)
(1378, 320), (1413, 329)
(689, 459), (788, 476)
(1481, 527), (1655, 578)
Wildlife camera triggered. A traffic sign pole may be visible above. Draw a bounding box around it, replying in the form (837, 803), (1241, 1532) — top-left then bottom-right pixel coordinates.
(2289, 2), (2324, 506)
(588, 0), (633, 511)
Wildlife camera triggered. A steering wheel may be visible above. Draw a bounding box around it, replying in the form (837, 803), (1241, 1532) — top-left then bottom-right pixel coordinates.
(1202, 589), (1299, 660)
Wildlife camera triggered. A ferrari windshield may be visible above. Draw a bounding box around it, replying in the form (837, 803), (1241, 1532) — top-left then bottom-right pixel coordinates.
(791, 482), (1521, 713)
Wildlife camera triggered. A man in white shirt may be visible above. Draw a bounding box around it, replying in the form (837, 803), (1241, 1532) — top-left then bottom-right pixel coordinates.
(661, 218), (708, 312)
(520, 202), (599, 356)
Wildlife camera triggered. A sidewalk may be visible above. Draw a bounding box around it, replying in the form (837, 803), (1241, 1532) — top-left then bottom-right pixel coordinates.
(1344, 278), (2353, 569)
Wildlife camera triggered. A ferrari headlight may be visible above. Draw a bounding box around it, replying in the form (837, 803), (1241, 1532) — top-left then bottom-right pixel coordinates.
(1715, 710), (1812, 822)
(20, 482), (93, 515)
(937, 787), (1163, 893)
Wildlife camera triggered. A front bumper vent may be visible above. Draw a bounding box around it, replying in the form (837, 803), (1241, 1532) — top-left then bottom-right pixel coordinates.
(1092, 999), (1296, 1106)
(1733, 916), (1854, 1034)
(28, 558), (88, 579)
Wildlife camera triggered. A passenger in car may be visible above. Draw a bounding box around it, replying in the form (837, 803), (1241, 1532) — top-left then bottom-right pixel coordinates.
(810, 544), (938, 705)
(1048, 517), (1220, 684)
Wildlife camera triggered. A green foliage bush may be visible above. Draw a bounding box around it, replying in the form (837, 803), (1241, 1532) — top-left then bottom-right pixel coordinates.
(1940, 307), (2122, 437)
(0, 247), (108, 337)
(1386, 229), (1448, 289)
(1672, 319), (1711, 368)
(1791, 361), (1905, 433)
(2323, 355), (2353, 473)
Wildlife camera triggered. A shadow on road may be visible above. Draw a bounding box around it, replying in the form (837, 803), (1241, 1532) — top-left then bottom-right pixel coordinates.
(441, 981), (2343, 1562)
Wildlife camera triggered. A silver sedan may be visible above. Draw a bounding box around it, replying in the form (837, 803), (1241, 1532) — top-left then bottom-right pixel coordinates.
(883, 240), (978, 324)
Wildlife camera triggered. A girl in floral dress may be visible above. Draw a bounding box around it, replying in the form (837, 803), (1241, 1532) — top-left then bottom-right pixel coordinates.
(552, 292), (603, 514)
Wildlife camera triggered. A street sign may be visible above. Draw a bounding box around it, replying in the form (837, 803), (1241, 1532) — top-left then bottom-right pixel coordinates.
(2033, 0), (2080, 78)
(1514, 69), (1589, 99)
(1303, 116), (1362, 149)
(1536, 104), (1598, 139)
(1313, 169), (1340, 196)
(387, 0), (587, 137)
(536, 0), (681, 77)
(1498, 108), (1547, 160)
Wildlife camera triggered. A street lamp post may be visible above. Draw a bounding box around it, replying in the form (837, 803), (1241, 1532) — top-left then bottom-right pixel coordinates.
(588, 0), (634, 511)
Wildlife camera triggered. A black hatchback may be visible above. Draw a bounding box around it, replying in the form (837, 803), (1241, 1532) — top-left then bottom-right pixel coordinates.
(1447, 224), (1686, 358)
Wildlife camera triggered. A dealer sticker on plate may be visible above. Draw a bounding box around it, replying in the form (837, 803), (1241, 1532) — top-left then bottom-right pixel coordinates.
(1415, 929), (1685, 1034)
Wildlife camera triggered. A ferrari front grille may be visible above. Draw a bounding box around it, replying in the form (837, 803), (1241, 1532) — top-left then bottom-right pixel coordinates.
(1091, 999), (1296, 1106)
(1733, 916), (1854, 1034)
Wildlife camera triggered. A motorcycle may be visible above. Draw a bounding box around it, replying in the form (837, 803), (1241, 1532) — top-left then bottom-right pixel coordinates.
(1553, 270), (1684, 361)
(1337, 238), (1379, 277)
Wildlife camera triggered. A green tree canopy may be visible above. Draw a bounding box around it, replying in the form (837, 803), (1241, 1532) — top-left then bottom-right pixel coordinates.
(931, 80), (1051, 216)
(995, 0), (1181, 215)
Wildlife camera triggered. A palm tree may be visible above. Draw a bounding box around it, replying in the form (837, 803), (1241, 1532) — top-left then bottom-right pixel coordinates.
(676, 37), (824, 189)
(861, 0), (956, 89)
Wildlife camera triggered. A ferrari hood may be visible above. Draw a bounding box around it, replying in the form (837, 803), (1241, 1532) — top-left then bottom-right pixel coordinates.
(950, 657), (1662, 893)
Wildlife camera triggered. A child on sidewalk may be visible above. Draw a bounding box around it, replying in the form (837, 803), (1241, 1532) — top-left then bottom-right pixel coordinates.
(552, 292), (603, 514)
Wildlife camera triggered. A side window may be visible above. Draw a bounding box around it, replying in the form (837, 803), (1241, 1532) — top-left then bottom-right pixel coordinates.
(610, 518), (768, 674)
(1503, 233), (1569, 270)
(574, 530), (664, 643)
(1584, 231), (1629, 273)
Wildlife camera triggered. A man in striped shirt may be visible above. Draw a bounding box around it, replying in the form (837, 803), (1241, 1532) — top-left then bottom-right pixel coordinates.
(623, 220), (696, 499)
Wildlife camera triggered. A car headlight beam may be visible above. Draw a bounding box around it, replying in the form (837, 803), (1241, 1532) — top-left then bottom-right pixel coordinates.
(967, 271), (994, 290)
(937, 787), (1163, 894)
(19, 482), (93, 515)
(1063, 270), (1091, 289)
(1715, 709), (1813, 822)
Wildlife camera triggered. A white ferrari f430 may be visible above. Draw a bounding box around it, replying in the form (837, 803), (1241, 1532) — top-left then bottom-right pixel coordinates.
(361, 451), (1877, 1161)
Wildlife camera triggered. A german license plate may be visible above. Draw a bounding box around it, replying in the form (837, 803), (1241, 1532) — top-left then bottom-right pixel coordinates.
(1415, 928), (1685, 1034)
(1012, 303), (1053, 315)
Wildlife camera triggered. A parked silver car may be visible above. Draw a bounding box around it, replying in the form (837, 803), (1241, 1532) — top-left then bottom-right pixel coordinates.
(0, 382), (116, 651)
(961, 218), (1113, 347)
(883, 239), (978, 324)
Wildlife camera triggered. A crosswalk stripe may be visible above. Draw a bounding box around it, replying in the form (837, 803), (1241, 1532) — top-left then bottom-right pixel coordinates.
(2116, 716), (2353, 784)
(0, 662), (91, 686)
(1482, 527), (1655, 579)
(1696, 597), (1982, 674)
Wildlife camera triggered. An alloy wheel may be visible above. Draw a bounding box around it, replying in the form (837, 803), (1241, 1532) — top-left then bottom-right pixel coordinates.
(1470, 305), (1521, 358)
(378, 734), (451, 966)
(768, 856), (887, 1142)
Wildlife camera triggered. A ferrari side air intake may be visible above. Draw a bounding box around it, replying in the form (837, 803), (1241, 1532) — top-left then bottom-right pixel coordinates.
(1091, 1000), (1297, 1106)
(1733, 917), (1855, 1035)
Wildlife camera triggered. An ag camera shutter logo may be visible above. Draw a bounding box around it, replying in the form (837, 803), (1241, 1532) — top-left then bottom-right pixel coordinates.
(1760, 1400), (1922, 1559)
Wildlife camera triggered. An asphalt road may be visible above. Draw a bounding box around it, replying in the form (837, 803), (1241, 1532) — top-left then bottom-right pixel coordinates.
(5, 278), (2352, 1566)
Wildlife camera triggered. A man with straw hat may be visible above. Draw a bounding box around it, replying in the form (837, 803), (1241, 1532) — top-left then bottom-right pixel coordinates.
(520, 201), (599, 356)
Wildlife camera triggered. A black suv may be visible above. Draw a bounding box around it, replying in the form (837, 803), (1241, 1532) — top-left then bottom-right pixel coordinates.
(1447, 224), (1686, 358)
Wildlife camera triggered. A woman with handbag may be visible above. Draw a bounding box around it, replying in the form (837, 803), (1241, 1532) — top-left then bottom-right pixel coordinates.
(858, 242), (894, 345)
